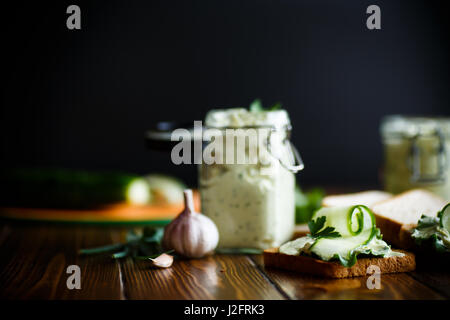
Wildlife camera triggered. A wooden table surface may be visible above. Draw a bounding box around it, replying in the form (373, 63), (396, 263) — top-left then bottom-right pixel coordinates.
(0, 222), (449, 300)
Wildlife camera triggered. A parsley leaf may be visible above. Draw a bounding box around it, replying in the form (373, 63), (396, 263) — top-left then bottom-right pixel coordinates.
(249, 99), (263, 112)
(412, 214), (449, 253)
(308, 216), (341, 239)
(308, 216), (326, 235)
(268, 102), (282, 110)
(249, 99), (282, 112)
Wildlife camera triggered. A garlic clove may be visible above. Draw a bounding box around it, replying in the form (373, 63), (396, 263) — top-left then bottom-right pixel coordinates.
(149, 253), (173, 268)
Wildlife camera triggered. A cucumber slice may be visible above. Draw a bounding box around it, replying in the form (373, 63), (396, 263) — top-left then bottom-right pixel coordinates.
(311, 228), (375, 265)
(440, 203), (450, 232)
(311, 205), (375, 238)
(310, 205), (377, 266)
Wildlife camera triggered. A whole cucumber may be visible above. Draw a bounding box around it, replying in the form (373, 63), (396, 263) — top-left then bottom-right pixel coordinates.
(0, 168), (151, 209)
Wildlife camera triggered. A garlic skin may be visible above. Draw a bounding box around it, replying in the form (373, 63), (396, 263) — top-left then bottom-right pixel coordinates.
(163, 189), (219, 258)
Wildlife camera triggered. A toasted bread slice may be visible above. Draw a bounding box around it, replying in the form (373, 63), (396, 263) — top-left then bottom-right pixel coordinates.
(371, 189), (447, 249)
(322, 190), (392, 208)
(263, 248), (415, 278)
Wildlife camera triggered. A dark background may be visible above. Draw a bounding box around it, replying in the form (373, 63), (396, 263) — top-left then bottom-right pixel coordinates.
(2, 0), (449, 188)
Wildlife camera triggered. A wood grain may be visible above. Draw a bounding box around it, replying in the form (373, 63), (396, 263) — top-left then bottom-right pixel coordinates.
(251, 255), (445, 300)
(0, 224), (123, 299)
(409, 271), (450, 298)
(119, 254), (284, 300)
(0, 223), (447, 300)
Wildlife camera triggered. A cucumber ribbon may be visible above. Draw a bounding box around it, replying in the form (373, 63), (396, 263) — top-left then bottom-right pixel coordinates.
(310, 205), (377, 267)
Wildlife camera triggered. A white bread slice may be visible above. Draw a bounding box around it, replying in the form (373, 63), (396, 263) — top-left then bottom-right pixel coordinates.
(371, 189), (447, 249)
(322, 190), (392, 208)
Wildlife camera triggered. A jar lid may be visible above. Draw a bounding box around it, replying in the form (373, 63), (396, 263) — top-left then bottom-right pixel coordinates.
(381, 115), (450, 139)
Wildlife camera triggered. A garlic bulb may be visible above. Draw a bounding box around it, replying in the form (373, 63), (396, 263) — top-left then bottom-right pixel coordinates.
(162, 189), (219, 258)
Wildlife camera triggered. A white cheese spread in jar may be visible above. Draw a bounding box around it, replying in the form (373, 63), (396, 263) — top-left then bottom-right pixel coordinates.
(199, 108), (303, 249)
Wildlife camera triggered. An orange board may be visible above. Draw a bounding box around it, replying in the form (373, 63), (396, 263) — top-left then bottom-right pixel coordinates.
(0, 191), (201, 225)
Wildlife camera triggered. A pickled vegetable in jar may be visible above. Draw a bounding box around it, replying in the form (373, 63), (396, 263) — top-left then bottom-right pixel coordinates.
(380, 115), (450, 200)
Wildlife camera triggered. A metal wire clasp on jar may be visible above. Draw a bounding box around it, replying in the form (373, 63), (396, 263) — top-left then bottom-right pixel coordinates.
(199, 114), (303, 250)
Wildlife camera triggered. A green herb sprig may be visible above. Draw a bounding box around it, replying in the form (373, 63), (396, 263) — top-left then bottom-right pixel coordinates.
(308, 216), (341, 239)
(249, 99), (282, 112)
(79, 226), (173, 259)
(295, 186), (325, 223)
(412, 209), (450, 254)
